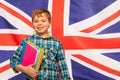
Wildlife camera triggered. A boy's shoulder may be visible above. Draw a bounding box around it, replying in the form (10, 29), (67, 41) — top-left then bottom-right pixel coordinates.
(21, 34), (34, 42)
(50, 36), (62, 43)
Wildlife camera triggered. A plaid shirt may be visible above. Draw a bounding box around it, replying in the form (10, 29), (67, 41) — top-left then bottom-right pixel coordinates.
(10, 34), (71, 80)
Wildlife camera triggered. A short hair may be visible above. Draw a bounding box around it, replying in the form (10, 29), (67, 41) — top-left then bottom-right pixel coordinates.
(32, 8), (51, 22)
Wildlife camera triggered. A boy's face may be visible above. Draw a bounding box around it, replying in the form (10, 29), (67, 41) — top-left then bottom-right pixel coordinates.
(32, 13), (51, 36)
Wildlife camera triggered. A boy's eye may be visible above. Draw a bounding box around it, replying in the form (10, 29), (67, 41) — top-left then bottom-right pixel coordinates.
(33, 20), (38, 23)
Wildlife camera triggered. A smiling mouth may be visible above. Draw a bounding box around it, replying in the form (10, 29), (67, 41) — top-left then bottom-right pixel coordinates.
(37, 27), (44, 30)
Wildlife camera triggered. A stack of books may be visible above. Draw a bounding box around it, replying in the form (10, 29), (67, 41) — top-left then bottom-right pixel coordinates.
(20, 39), (44, 71)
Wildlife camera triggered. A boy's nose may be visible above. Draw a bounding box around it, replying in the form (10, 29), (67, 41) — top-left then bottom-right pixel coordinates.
(38, 22), (42, 26)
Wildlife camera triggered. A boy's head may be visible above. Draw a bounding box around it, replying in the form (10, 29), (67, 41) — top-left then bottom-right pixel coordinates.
(32, 8), (51, 22)
(31, 8), (51, 37)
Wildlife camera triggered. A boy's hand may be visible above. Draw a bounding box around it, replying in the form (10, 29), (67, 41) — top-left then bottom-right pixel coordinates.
(24, 64), (38, 78)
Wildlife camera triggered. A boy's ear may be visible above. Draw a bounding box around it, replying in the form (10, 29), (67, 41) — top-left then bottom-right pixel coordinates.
(49, 23), (51, 26)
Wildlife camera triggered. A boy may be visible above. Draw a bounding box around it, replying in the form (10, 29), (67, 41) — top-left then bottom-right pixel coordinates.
(10, 8), (71, 80)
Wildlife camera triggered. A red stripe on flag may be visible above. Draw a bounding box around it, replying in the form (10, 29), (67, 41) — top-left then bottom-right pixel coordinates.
(62, 36), (120, 49)
(0, 34), (29, 46)
(52, 0), (64, 38)
(72, 54), (120, 76)
(0, 2), (32, 27)
(81, 10), (120, 33)
(0, 64), (10, 73)
(1, 33), (120, 49)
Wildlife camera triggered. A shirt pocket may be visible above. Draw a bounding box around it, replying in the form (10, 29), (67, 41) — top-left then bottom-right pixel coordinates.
(47, 48), (57, 62)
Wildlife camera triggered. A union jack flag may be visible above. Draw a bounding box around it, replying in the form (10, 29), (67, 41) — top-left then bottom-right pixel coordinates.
(0, 0), (120, 80)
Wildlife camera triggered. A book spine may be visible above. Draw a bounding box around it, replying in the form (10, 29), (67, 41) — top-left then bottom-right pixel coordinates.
(33, 48), (44, 80)
(34, 48), (44, 71)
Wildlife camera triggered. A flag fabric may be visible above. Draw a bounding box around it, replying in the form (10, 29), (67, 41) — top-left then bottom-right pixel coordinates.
(0, 0), (120, 80)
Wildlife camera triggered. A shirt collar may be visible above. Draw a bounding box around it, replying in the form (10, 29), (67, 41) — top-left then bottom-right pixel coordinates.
(33, 33), (52, 39)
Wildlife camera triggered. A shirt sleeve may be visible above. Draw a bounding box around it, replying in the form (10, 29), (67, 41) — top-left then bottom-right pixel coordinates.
(10, 40), (25, 73)
(57, 42), (71, 80)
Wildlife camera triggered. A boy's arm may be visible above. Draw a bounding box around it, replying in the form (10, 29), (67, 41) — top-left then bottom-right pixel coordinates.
(57, 43), (71, 80)
(10, 40), (24, 73)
